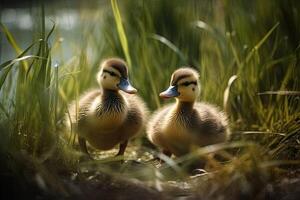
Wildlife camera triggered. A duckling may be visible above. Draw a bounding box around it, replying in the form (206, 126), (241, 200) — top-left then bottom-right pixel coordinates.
(67, 58), (148, 158)
(147, 68), (229, 157)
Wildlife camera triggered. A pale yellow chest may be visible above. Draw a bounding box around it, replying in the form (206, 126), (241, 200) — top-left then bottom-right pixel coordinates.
(161, 117), (196, 155)
(163, 121), (193, 142)
(86, 98), (127, 131)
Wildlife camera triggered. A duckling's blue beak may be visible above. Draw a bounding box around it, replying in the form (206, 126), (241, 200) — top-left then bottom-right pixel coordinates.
(159, 85), (179, 98)
(118, 77), (137, 94)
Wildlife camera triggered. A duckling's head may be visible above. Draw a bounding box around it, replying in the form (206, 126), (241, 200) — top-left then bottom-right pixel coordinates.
(97, 58), (137, 94)
(160, 68), (200, 102)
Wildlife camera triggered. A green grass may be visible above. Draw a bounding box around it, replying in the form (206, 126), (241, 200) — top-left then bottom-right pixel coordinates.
(0, 0), (300, 198)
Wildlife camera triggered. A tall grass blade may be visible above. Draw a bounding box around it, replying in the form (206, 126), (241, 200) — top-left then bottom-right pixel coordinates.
(0, 23), (22, 55)
(223, 75), (238, 112)
(46, 21), (56, 42)
(111, 0), (132, 68)
(150, 33), (187, 63)
(245, 22), (280, 64)
(0, 56), (45, 90)
(1, 23), (29, 70)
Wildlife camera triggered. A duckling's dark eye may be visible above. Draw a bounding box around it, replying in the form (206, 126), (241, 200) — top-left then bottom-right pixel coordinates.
(182, 82), (190, 86)
(103, 70), (117, 77)
(109, 71), (117, 77)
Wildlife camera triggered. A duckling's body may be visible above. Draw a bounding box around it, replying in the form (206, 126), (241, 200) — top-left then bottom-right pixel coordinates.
(147, 68), (229, 157)
(67, 58), (147, 157)
(148, 102), (228, 156)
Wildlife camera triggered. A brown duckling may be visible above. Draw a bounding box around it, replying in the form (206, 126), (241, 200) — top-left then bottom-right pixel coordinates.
(67, 58), (148, 158)
(147, 67), (229, 158)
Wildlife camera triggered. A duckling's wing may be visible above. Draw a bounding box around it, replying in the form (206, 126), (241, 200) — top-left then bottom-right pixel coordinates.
(192, 102), (229, 139)
(123, 93), (149, 119)
(146, 104), (174, 143)
(67, 89), (101, 128)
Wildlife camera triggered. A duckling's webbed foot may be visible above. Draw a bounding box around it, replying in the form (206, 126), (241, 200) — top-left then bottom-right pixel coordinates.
(78, 136), (92, 159)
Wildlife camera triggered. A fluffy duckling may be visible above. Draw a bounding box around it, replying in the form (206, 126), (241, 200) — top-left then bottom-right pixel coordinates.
(147, 68), (229, 157)
(67, 58), (148, 157)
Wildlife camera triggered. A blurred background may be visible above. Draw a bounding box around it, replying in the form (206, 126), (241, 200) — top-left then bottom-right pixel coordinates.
(0, 0), (300, 199)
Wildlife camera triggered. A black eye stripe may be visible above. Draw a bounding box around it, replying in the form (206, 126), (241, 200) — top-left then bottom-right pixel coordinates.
(180, 81), (197, 86)
(103, 69), (118, 77)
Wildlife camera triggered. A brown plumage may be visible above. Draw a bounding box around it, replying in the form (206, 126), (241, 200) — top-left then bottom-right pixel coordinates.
(147, 67), (230, 157)
(66, 58), (148, 157)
